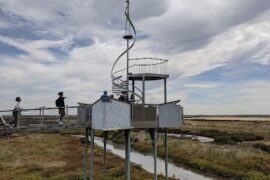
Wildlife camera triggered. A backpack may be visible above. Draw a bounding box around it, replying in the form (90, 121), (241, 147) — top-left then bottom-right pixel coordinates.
(55, 99), (60, 107)
(12, 109), (18, 117)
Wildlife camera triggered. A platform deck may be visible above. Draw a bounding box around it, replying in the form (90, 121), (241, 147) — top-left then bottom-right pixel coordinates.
(128, 73), (169, 81)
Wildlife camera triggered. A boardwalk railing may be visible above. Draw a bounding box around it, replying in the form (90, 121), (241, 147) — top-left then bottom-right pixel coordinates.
(0, 105), (91, 129)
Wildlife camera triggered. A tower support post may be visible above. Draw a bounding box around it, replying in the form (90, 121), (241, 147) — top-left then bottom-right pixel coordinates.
(103, 131), (108, 179)
(90, 129), (94, 180)
(124, 130), (131, 180)
(164, 78), (168, 180)
(83, 128), (89, 180)
(150, 128), (157, 180)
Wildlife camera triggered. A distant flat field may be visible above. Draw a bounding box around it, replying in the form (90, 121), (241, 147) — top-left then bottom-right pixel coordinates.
(183, 116), (270, 139)
(185, 116), (270, 121)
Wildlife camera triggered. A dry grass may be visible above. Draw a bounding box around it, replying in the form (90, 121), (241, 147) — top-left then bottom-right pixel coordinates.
(183, 119), (270, 139)
(130, 132), (270, 179)
(0, 133), (165, 180)
(185, 116), (270, 121)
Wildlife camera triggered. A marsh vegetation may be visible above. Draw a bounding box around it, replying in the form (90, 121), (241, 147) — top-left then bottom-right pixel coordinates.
(99, 117), (270, 179)
(0, 133), (166, 179)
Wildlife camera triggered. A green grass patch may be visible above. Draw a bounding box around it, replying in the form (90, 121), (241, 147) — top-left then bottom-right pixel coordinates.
(169, 129), (264, 144)
(253, 143), (270, 153)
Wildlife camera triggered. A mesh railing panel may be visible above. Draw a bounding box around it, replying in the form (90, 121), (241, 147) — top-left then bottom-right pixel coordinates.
(92, 99), (131, 130)
(159, 103), (182, 128)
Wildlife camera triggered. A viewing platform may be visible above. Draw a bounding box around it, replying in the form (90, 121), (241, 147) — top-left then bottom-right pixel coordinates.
(92, 98), (183, 130)
(113, 57), (169, 82)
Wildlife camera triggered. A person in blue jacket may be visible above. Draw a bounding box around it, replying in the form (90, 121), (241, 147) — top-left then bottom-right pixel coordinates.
(100, 90), (110, 103)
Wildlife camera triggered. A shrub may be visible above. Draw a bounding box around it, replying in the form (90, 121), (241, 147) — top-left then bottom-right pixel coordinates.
(245, 170), (269, 180)
(253, 143), (270, 153)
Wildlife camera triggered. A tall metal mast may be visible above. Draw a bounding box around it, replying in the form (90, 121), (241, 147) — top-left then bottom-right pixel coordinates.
(123, 3), (132, 180)
(124, 0), (133, 99)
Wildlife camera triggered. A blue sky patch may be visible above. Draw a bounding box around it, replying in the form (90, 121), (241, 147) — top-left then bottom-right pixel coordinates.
(71, 37), (94, 48)
(191, 63), (270, 83)
(0, 42), (28, 56)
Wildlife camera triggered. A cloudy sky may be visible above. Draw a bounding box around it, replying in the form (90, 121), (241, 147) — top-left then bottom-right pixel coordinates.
(0, 0), (269, 114)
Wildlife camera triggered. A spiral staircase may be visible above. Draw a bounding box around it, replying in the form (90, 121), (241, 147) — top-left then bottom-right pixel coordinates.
(111, 1), (168, 103)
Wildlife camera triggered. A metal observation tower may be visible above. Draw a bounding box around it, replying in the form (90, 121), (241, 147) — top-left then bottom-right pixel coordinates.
(91, 0), (183, 180)
(0, 1), (183, 179)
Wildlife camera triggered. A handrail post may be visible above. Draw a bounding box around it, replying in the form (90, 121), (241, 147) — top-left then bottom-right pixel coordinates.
(39, 107), (42, 122)
(66, 105), (69, 124)
(42, 106), (45, 127)
(66, 105), (69, 116)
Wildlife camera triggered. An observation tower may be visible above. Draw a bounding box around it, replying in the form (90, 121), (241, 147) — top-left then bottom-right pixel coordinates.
(91, 0), (183, 180)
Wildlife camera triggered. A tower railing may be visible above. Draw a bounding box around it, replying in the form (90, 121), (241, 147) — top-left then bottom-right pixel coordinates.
(113, 58), (168, 77)
(129, 57), (168, 75)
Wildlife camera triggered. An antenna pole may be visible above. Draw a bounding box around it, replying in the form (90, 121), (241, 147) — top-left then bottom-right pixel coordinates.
(124, 1), (131, 180)
(126, 0), (130, 98)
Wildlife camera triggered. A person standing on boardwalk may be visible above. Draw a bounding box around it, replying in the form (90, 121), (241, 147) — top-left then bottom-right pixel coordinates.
(11, 97), (22, 127)
(55, 92), (66, 124)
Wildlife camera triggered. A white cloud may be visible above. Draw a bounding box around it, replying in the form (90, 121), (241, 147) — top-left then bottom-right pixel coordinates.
(0, 0), (269, 114)
(0, 35), (71, 62)
(183, 83), (219, 89)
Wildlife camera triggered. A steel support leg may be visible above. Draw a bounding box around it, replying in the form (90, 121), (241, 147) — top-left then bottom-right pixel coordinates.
(84, 128), (89, 180)
(124, 130), (130, 180)
(150, 128), (157, 180)
(165, 128), (168, 180)
(90, 129), (94, 180)
(132, 80), (135, 93)
(103, 131), (108, 179)
(164, 78), (168, 180)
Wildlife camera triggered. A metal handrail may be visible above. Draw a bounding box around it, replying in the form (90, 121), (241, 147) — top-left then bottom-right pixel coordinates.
(0, 106), (79, 113)
(0, 105), (90, 131)
(129, 57), (168, 62)
(112, 57), (168, 76)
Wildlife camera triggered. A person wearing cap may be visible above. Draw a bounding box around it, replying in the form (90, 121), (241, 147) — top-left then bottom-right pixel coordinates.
(11, 97), (22, 127)
(100, 90), (110, 103)
(55, 92), (66, 124)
